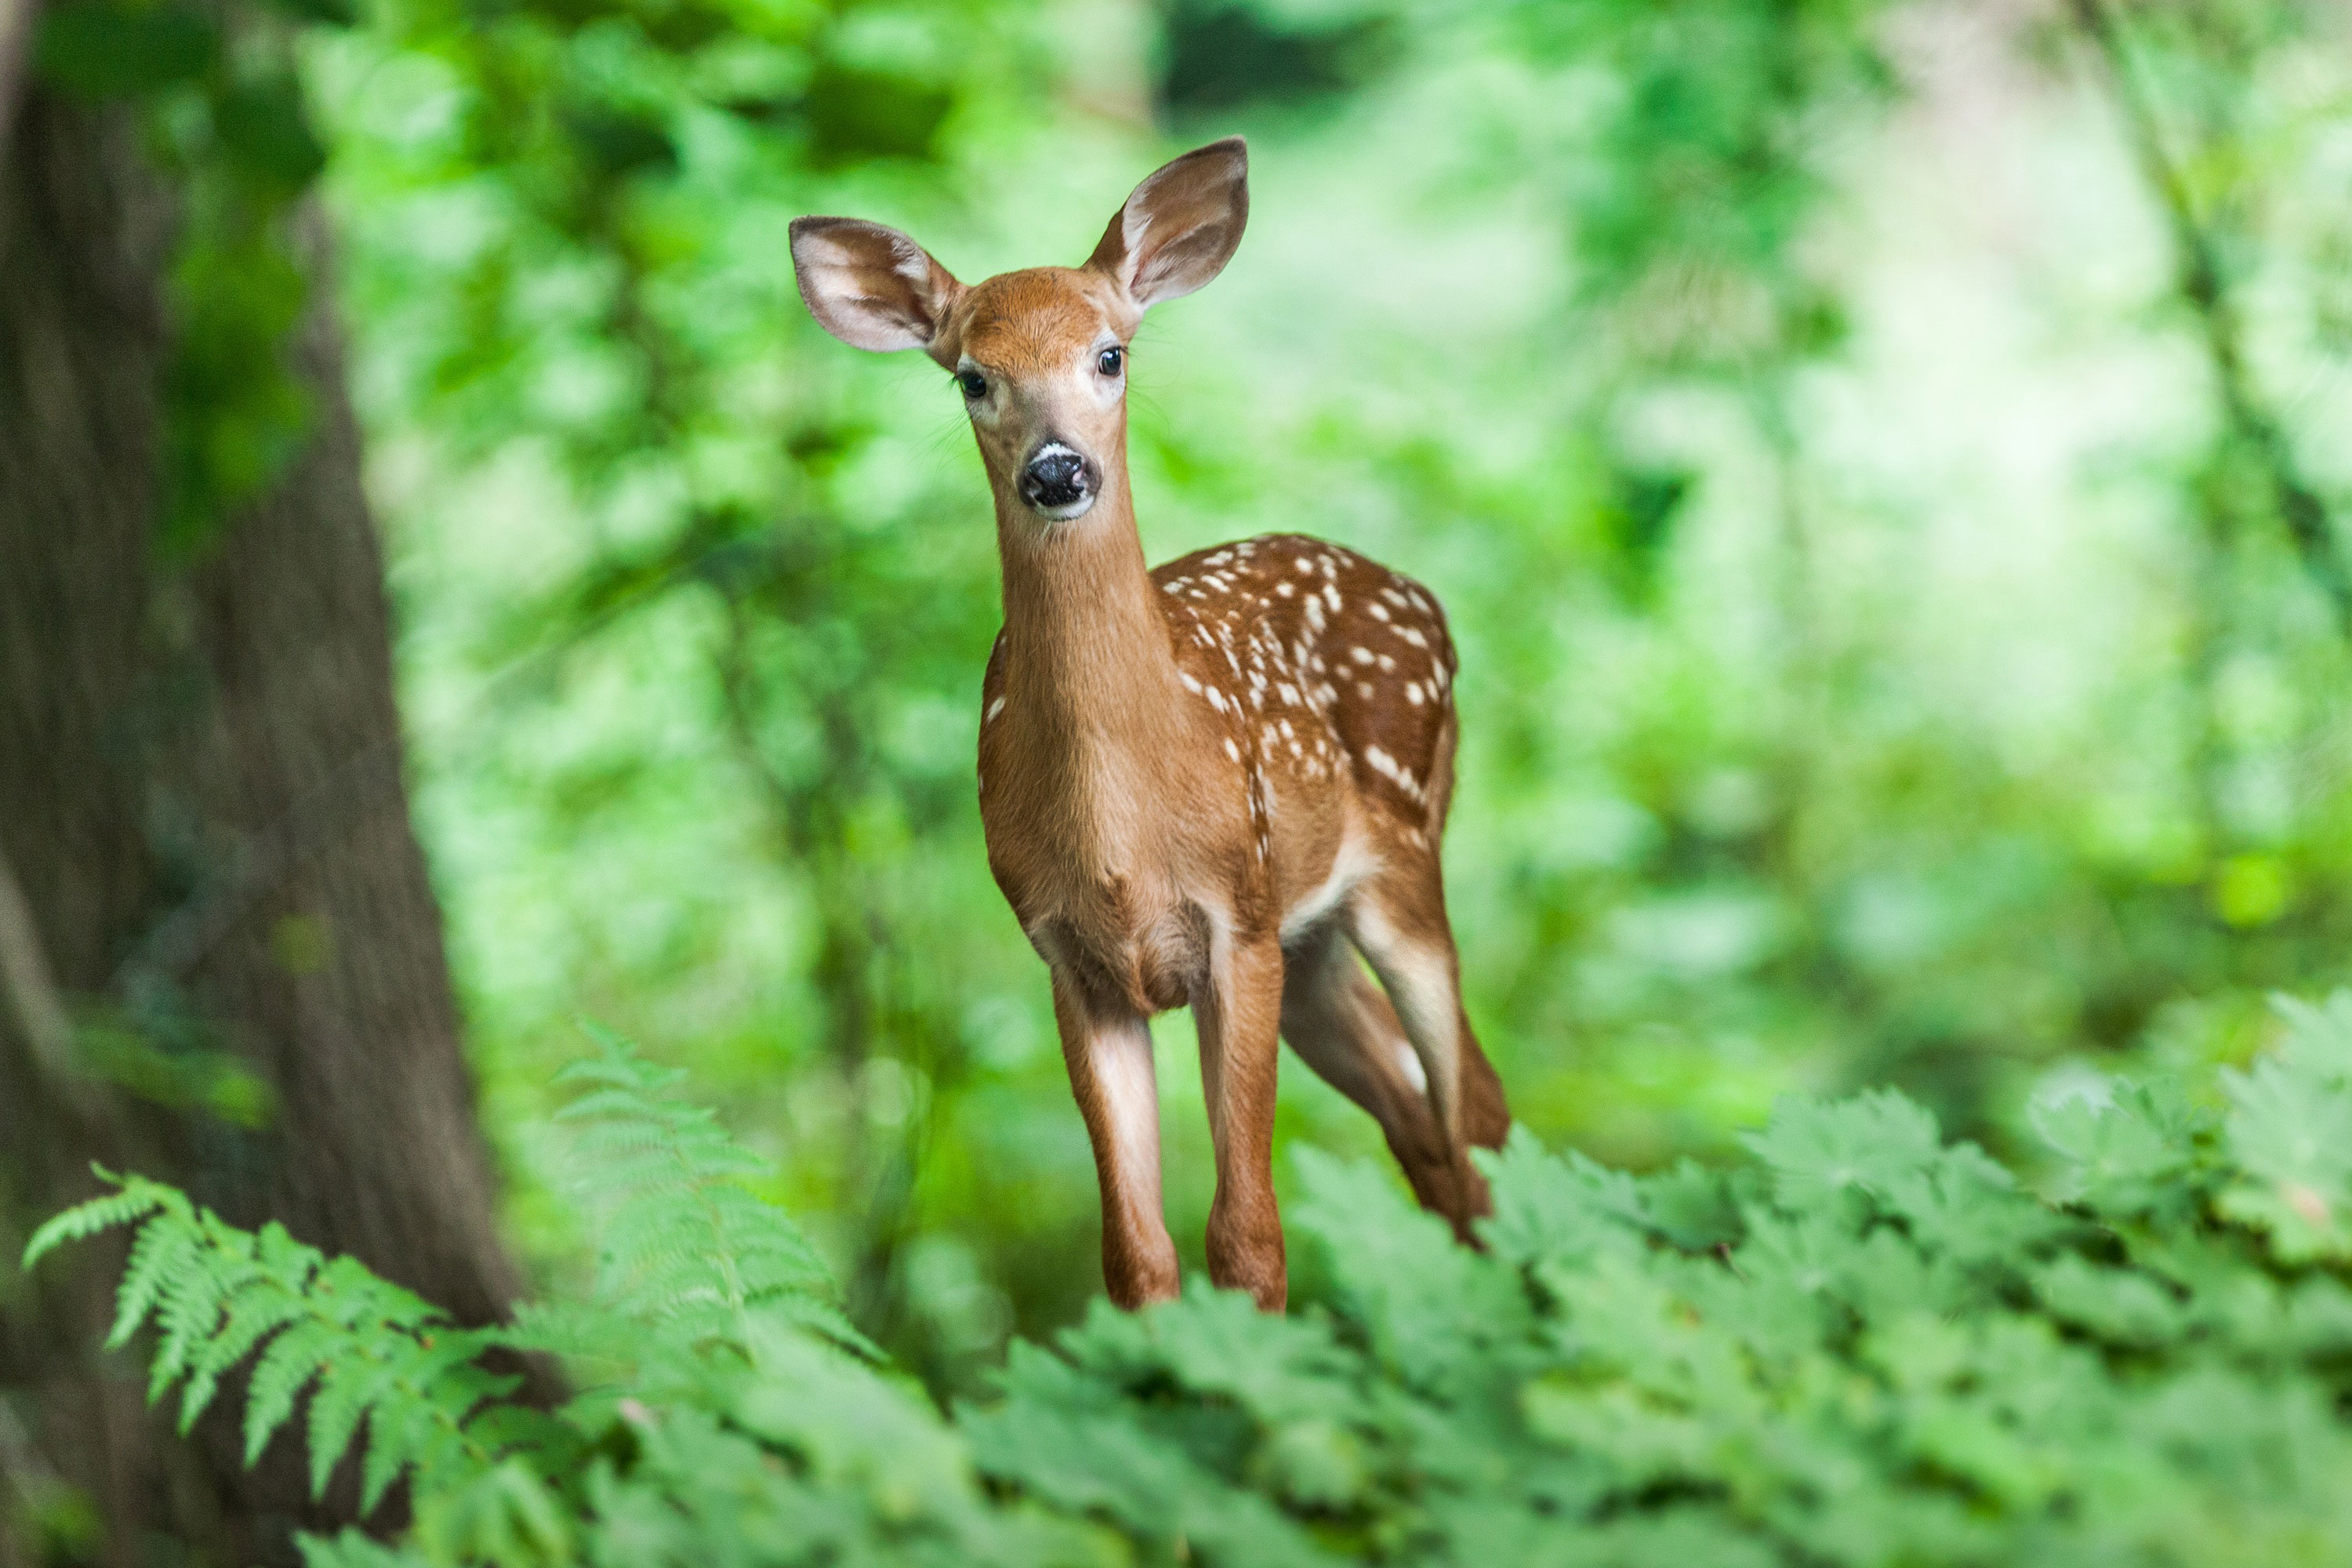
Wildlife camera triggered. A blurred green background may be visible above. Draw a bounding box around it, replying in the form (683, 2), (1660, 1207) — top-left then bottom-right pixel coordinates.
(249, 0), (2352, 1389)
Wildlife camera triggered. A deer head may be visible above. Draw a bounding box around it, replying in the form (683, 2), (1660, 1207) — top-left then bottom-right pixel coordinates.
(789, 138), (1249, 524)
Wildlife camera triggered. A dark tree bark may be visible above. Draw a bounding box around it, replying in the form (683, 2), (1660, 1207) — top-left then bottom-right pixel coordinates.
(0, 84), (521, 1566)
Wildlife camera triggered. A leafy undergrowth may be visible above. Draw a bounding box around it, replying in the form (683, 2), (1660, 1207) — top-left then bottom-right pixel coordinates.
(27, 1003), (2352, 1566)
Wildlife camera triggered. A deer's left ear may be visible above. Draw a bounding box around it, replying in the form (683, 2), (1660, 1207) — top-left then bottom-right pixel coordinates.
(1087, 137), (1249, 313)
(789, 216), (966, 365)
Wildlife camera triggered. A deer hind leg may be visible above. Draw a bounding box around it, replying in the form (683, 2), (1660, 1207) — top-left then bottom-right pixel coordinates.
(1052, 969), (1180, 1308)
(1342, 858), (1512, 1231)
(1279, 920), (1472, 1238)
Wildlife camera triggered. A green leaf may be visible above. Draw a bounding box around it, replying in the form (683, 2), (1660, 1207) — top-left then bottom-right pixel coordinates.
(2272, 992), (2352, 1084)
(561, 106), (677, 180)
(34, 2), (218, 100)
(309, 1357), (397, 1500)
(803, 61), (953, 167)
(1740, 1089), (1944, 1211)
(111, 1217), (196, 1350)
(2219, 1056), (2352, 1262)
(245, 1319), (335, 1466)
(2032, 1076), (2207, 1216)
(213, 76), (328, 191)
(21, 1176), (164, 1271)
(1639, 1156), (1744, 1251)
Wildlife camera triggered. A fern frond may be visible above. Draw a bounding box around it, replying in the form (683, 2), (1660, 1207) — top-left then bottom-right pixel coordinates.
(29, 1171), (546, 1512)
(551, 1023), (873, 1363)
(309, 1356), (404, 1501)
(111, 1210), (202, 1351)
(410, 1457), (575, 1568)
(151, 1213), (260, 1405)
(246, 1318), (340, 1465)
(181, 1283), (306, 1434)
(20, 1169), (171, 1270)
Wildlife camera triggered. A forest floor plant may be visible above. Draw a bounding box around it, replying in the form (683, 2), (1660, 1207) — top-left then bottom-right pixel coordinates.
(25, 1004), (2352, 1565)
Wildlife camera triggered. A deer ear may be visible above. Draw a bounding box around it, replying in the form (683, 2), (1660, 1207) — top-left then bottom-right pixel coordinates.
(789, 216), (965, 362)
(1087, 137), (1248, 312)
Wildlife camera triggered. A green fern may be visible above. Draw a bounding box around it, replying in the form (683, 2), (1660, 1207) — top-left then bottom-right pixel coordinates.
(33, 1005), (2352, 1566)
(20, 1025), (895, 1558)
(516, 1024), (874, 1370)
(23, 1174), (532, 1515)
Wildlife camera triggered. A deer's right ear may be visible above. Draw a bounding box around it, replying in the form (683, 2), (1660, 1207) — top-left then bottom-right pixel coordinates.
(789, 216), (964, 363)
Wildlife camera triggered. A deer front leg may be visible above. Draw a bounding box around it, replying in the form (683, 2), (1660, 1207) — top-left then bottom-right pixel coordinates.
(1052, 970), (1179, 1308)
(1192, 926), (1287, 1310)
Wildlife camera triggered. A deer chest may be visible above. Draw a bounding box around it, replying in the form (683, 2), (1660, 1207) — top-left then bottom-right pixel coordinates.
(983, 803), (1207, 1016)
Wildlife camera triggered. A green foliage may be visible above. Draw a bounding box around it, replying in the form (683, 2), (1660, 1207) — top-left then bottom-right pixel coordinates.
(27, 1175), (521, 1515)
(32, 1003), (2352, 1563)
(33, 0), (349, 550)
(1503, 0), (1892, 368)
(329, 0), (2352, 1397)
(56, 0), (2346, 1412)
(534, 1024), (873, 1359)
(34, 2), (220, 99)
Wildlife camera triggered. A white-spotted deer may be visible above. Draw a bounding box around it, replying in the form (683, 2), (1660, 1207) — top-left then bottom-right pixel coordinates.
(790, 138), (1508, 1310)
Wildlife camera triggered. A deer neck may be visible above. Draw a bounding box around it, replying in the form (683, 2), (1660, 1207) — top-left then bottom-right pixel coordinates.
(992, 463), (1187, 786)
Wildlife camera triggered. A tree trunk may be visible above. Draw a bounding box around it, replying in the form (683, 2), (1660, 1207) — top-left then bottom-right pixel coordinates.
(0, 85), (521, 1566)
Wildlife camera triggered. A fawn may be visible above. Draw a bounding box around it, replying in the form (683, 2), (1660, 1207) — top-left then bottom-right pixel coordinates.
(790, 138), (1509, 1310)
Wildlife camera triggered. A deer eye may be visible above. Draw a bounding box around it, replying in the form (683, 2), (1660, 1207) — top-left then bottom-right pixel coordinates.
(956, 369), (987, 400)
(1096, 347), (1123, 377)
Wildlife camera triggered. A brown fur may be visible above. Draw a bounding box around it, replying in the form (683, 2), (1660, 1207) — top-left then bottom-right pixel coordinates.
(793, 140), (1510, 1311)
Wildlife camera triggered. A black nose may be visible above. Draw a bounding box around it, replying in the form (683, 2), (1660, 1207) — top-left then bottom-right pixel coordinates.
(1021, 444), (1094, 510)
